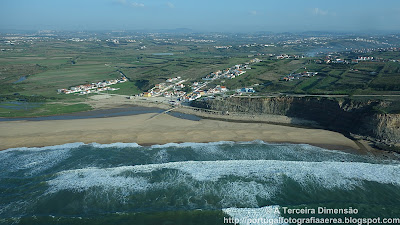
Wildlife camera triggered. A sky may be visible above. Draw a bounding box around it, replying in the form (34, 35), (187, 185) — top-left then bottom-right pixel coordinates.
(1, 0), (400, 32)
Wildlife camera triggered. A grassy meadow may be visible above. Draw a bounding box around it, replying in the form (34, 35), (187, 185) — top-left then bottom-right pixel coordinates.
(1, 36), (399, 117)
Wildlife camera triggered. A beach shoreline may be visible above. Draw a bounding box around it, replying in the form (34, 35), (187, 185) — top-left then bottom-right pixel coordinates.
(1, 94), (394, 158)
(0, 111), (366, 153)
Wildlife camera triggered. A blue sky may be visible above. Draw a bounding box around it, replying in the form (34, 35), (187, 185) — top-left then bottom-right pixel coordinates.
(1, 0), (399, 32)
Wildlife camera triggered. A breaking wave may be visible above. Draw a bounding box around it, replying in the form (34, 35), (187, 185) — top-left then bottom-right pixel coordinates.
(1, 142), (86, 152)
(89, 142), (141, 149)
(2, 141), (400, 221)
(46, 160), (400, 208)
(150, 141), (235, 149)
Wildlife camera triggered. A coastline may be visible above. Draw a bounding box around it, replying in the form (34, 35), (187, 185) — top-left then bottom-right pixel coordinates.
(0, 112), (363, 153)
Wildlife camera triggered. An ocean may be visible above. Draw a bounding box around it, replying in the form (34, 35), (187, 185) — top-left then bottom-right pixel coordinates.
(1, 141), (399, 225)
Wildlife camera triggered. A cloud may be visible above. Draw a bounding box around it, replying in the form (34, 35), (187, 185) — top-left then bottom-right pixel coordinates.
(166, 2), (175, 9)
(313, 8), (328, 16)
(114, 0), (144, 8)
(131, 2), (145, 7)
(114, 0), (127, 4)
(249, 10), (258, 15)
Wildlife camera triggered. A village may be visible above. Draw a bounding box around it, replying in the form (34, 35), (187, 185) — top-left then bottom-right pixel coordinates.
(55, 58), (260, 101)
(138, 58), (262, 104)
(282, 71), (318, 81)
(315, 55), (377, 64)
(57, 74), (128, 95)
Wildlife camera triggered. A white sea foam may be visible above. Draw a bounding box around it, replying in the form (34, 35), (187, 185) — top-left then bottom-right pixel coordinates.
(239, 140), (355, 157)
(237, 140), (268, 145)
(223, 206), (288, 225)
(150, 141), (236, 160)
(46, 160), (400, 206)
(1, 142), (141, 153)
(0, 146), (74, 176)
(1, 142), (85, 153)
(149, 140), (359, 164)
(47, 167), (150, 195)
(150, 141), (235, 149)
(123, 160), (400, 187)
(216, 181), (279, 207)
(89, 142), (141, 149)
(153, 149), (170, 163)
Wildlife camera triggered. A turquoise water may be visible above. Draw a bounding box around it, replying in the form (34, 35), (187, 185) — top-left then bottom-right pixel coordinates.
(1, 141), (399, 224)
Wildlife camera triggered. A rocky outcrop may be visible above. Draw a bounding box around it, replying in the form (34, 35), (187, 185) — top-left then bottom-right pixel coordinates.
(191, 96), (400, 151)
(362, 114), (400, 148)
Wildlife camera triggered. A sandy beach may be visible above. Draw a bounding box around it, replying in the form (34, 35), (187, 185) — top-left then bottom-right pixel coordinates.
(0, 112), (362, 152)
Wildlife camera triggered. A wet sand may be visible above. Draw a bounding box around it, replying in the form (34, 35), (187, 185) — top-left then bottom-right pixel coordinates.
(0, 112), (361, 152)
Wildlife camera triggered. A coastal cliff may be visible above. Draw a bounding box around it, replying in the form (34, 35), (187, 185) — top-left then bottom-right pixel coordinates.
(191, 96), (400, 151)
(362, 114), (400, 150)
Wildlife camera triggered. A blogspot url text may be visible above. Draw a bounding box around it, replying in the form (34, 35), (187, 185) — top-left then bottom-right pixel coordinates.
(224, 216), (400, 225)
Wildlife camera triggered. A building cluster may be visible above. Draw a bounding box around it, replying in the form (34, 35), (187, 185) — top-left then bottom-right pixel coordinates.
(139, 58), (262, 102)
(250, 58), (262, 63)
(57, 75), (127, 94)
(324, 58), (348, 64)
(180, 38), (215, 43)
(238, 43), (276, 48)
(236, 87), (256, 93)
(183, 60), (262, 101)
(317, 54), (354, 64)
(181, 85), (227, 102)
(276, 54), (305, 59)
(141, 77), (186, 98)
(357, 56), (374, 61)
(283, 72), (318, 81)
(202, 65), (249, 81)
(181, 91), (203, 102)
(214, 46), (232, 49)
(166, 77), (181, 83)
(317, 55), (379, 64)
(183, 59), (262, 101)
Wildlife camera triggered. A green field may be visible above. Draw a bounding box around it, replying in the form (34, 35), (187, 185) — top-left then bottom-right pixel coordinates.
(243, 59), (400, 95)
(0, 102), (92, 118)
(0, 39), (251, 98)
(1, 34), (400, 116)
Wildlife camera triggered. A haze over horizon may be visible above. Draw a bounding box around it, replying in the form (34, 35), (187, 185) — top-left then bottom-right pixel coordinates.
(1, 0), (400, 33)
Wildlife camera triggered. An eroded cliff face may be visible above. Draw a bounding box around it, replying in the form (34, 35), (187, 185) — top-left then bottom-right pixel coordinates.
(191, 96), (400, 149)
(364, 114), (400, 143)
